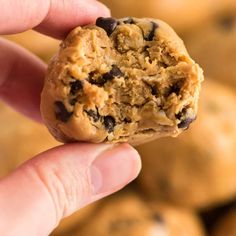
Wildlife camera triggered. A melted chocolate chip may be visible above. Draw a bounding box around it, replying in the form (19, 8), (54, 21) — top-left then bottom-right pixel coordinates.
(89, 77), (106, 86)
(86, 110), (100, 122)
(145, 22), (158, 41)
(218, 15), (235, 31)
(153, 213), (165, 224)
(178, 117), (196, 129)
(54, 101), (73, 122)
(96, 17), (118, 36)
(70, 80), (83, 95)
(123, 18), (135, 24)
(104, 116), (116, 133)
(151, 86), (158, 96)
(124, 118), (132, 123)
(90, 65), (123, 86)
(103, 65), (124, 81)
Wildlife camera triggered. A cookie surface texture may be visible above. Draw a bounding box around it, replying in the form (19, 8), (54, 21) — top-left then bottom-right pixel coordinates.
(41, 17), (203, 144)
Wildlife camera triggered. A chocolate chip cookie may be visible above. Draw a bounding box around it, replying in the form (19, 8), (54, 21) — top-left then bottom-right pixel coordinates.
(185, 9), (236, 89)
(137, 80), (236, 209)
(41, 17), (203, 144)
(77, 194), (205, 236)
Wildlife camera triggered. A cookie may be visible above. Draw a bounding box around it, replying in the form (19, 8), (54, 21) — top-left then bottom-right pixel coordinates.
(76, 194), (205, 236)
(0, 102), (59, 178)
(41, 17), (203, 145)
(185, 9), (236, 89)
(211, 206), (236, 236)
(100, 0), (235, 33)
(52, 202), (99, 236)
(137, 80), (236, 209)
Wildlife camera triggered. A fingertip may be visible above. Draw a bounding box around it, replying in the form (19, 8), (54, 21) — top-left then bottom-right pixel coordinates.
(35, 0), (111, 39)
(94, 0), (111, 17)
(91, 143), (142, 197)
(126, 144), (142, 179)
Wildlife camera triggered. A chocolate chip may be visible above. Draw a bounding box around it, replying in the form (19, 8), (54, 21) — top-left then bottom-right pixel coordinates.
(124, 118), (132, 123)
(90, 66), (123, 86)
(145, 22), (158, 41)
(96, 17), (118, 36)
(70, 98), (77, 105)
(86, 109), (100, 122)
(89, 77), (106, 86)
(151, 86), (158, 96)
(104, 116), (116, 133)
(153, 213), (165, 224)
(103, 65), (124, 81)
(70, 80), (83, 95)
(123, 18), (135, 24)
(218, 15), (235, 31)
(54, 101), (73, 122)
(178, 117), (196, 129)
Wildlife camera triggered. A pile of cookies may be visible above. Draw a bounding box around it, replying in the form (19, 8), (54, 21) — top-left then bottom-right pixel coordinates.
(1, 0), (236, 235)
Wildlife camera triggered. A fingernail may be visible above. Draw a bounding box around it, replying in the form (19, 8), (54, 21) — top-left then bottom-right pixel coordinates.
(94, 1), (111, 17)
(90, 144), (141, 196)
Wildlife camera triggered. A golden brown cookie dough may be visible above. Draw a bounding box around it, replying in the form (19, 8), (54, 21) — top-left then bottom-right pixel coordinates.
(184, 9), (236, 89)
(211, 207), (236, 236)
(100, 0), (235, 33)
(76, 194), (205, 236)
(137, 80), (236, 209)
(41, 17), (203, 145)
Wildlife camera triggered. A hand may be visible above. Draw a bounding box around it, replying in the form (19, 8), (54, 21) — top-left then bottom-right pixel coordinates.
(0, 1), (141, 235)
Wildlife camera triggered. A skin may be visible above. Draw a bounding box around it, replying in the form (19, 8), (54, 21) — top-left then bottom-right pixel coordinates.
(0, 0), (141, 235)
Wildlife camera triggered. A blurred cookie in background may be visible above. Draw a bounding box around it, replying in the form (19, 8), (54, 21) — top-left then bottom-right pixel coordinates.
(75, 193), (205, 236)
(100, 0), (235, 33)
(3, 30), (59, 62)
(211, 204), (236, 236)
(51, 202), (100, 236)
(185, 10), (236, 89)
(137, 79), (236, 209)
(0, 101), (59, 178)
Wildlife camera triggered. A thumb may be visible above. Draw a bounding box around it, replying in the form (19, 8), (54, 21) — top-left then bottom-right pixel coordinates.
(0, 143), (141, 236)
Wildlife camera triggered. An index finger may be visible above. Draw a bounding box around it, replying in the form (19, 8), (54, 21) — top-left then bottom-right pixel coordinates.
(0, 0), (110, 38)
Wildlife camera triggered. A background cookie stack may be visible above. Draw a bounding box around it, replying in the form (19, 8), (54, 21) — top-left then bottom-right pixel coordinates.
(1, 0), (236, 235)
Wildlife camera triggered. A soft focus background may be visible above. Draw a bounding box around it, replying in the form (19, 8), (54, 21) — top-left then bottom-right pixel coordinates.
(1, 0), (236, 235)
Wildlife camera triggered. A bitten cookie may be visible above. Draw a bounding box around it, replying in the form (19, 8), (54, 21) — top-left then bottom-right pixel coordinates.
(185, 9), (236, 89)
(41, 17), (203, 144)
(76, 194), (205, 236)
(137, 80), (236, 209)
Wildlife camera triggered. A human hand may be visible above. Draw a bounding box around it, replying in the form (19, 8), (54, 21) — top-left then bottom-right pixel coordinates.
(0, 1), (141, 235)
